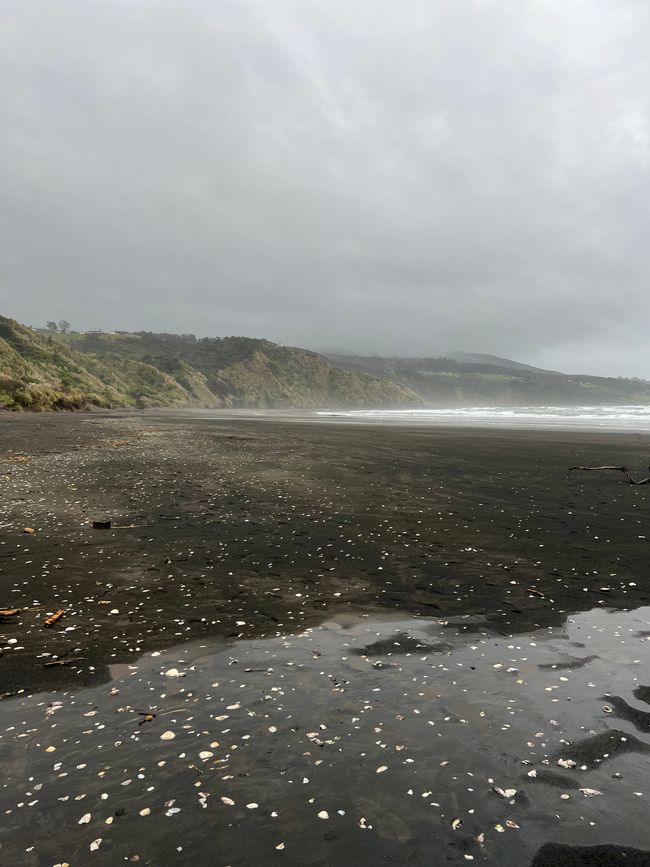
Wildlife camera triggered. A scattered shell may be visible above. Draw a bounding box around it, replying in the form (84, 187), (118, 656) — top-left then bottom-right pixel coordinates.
(493, 787), (517, 799)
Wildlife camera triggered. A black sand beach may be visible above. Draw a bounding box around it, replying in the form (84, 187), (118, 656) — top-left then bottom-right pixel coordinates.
(1, 411), (649, 865)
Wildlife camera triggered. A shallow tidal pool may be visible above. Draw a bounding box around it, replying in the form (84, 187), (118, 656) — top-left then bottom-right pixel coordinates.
(1, 607), (650, 865)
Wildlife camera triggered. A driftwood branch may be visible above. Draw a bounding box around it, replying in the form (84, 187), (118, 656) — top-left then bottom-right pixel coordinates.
(569, 465), (650, 485)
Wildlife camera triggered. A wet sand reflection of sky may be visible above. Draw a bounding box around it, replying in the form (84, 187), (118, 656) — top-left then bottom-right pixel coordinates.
(1, 606), (650, 865)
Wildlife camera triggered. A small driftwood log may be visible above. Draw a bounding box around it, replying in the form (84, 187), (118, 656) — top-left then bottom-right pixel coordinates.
(569, 465), (650, 485)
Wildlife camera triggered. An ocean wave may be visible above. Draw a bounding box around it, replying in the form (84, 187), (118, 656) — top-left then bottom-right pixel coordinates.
(315, 405), (650, 431)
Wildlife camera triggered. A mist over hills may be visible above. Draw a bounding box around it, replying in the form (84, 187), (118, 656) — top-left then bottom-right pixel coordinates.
(445, 352), (555, 374)
(1, 316), (649, 411)
(325, 353), (650, 407)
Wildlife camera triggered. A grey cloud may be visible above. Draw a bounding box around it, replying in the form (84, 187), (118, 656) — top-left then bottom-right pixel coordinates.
(1, 0), (649, 375)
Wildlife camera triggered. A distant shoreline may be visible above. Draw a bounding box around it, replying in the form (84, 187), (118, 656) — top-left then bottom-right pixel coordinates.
(135, 405), (650, 434)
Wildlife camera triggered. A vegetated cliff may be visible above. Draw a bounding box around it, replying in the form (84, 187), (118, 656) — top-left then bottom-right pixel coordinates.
(0, 316), (215, 410)
(325, 354), (650, 406)
(50, 329), (419, 409)
(0, 318), (419, 410)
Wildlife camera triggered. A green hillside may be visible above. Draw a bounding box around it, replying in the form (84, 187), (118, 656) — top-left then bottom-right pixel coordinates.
(55, 330), (419, 409)
(0, 316), (217, 410)
(0, 318), (419, 411)
(326, 354), (650, 406)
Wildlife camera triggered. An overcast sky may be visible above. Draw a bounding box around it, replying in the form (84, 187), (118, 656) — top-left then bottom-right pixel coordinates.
(1, 1), (649, 376)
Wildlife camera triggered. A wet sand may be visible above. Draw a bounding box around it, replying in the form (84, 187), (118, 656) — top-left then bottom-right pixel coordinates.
(0, 410), (649, 864)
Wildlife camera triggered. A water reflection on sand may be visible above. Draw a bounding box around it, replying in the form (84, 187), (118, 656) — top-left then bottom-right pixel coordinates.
(1, 607), (650, 865)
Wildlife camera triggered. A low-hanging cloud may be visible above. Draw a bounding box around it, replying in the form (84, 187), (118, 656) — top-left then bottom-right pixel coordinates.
(1, 0), (649, 376)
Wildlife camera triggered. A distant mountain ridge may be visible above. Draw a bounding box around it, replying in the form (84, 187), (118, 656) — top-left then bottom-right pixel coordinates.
(324, 353), (650, 407)
(446, 351), (556, 374)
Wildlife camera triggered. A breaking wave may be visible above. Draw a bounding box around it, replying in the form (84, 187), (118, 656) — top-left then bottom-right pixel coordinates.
(316, 405), (650, 431)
